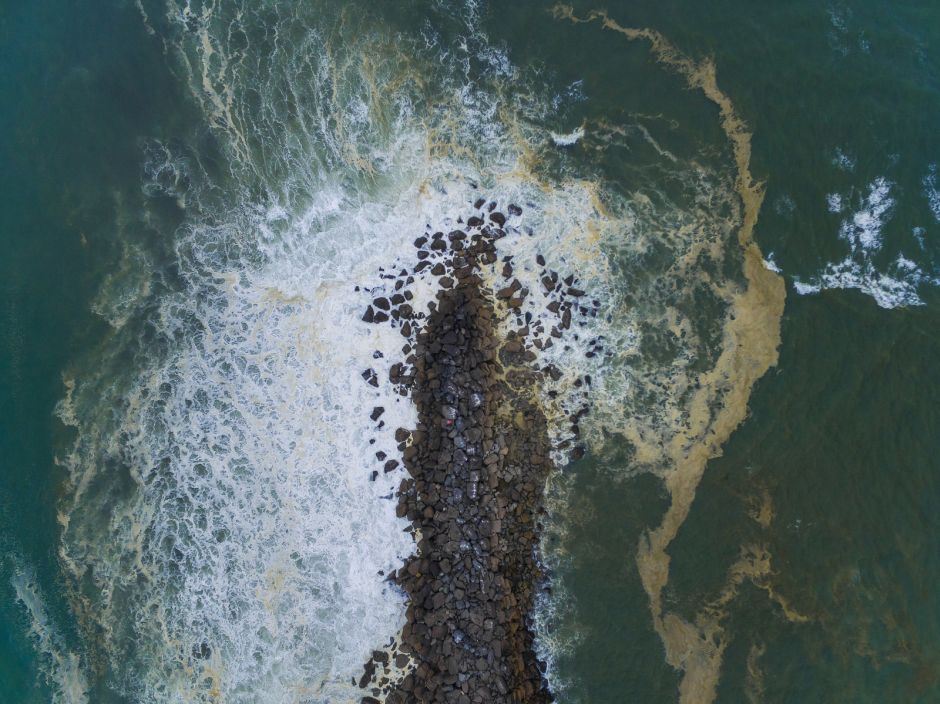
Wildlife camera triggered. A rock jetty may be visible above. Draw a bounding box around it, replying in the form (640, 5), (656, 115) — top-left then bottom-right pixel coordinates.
(358, 199), (597, 703)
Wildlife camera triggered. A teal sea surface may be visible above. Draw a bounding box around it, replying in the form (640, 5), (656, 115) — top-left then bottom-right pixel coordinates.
(1, 1), (938, 702)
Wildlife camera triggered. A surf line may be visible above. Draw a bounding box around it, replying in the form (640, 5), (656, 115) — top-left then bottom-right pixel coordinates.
(357, 200), (597, 703)
(554, 6), (786, 703)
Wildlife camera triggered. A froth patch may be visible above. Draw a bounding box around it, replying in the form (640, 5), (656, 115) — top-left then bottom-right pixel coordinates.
(794, 178), (938, 308)
(60, 2), (792, 701)
(550, 127), (585, 147)
(58, 212), (439, 701)
(58, 168), (637, 703)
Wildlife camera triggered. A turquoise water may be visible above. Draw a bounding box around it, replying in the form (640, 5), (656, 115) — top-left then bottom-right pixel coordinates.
(1, 1), (937, 702)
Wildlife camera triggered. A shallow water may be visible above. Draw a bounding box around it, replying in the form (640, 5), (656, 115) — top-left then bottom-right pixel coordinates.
(1, 1), (937, 702)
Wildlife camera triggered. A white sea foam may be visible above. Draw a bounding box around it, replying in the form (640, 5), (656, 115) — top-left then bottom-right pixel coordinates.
(52, 3), (772, 701)
(10, 561), (89, 704)
(762, 252), (782, 273)
(53, 3), (644, 700)
(61, 216), (423, 701)
(924, 163), (940, 222)
(795, 177), (937, 308)
(832, 147), (856, 172)
(840, 177), (893, 249)
(792, 279), (821, 296)
(793, 253), (930, 308)
(550, 126), (585, 146)
(62, 179), (628, 702)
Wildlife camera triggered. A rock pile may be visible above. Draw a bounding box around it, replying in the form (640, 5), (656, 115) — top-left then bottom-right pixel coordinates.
(357, 199), (597, 703)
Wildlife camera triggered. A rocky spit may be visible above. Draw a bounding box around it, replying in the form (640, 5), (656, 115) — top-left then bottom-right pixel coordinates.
(357, 200), (598, 704)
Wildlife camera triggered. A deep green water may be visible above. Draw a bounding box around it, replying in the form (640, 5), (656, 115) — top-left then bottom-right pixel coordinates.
(1, 1), (938, 703)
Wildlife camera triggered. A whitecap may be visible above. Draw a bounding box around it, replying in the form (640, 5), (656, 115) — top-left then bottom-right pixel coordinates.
(793, 254), (927, 308)
(792, 279), (822, 296)
(795, 177), (936, 308)
(550, 126), (585, 147)
(55, 5), (794, 702)
(839, 176), (893, 250)
(762, 252), (782, 273)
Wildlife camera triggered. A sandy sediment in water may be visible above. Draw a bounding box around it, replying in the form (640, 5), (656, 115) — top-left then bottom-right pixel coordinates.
(554, 6), (787, 703)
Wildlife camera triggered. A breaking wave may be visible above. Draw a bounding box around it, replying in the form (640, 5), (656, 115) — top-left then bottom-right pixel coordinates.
(794, 177), (939, 308)
(50, 1), (783, 702)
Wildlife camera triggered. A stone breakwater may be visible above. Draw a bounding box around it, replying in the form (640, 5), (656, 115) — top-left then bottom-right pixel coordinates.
(390, 276), (552, 703)
(356, 198), (599, 703)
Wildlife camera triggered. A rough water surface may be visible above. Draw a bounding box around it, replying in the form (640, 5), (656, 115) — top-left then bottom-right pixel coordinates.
(2, 1), (939, 704)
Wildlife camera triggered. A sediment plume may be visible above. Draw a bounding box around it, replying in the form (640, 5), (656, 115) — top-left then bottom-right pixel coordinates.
(554, 7), (787, 703)
(357, 201), (595, 703)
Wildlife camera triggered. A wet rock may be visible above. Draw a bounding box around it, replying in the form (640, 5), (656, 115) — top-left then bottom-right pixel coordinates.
(363, 204), (569, 704)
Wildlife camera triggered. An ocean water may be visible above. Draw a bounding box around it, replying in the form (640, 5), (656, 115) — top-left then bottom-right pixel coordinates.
(1, 1), (937, 703)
